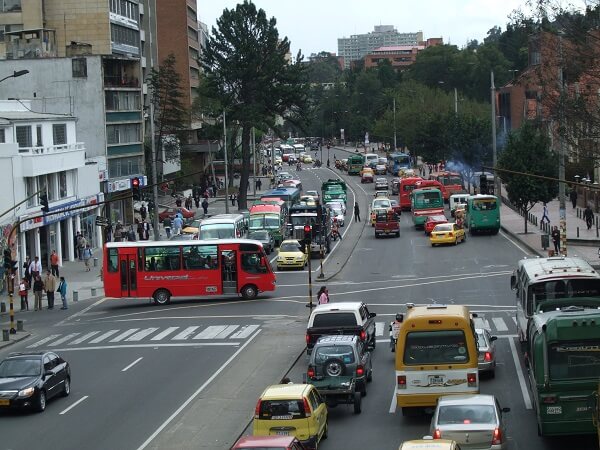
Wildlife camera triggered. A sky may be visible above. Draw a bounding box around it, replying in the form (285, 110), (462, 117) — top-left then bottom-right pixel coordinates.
(198, 0), (528, 57)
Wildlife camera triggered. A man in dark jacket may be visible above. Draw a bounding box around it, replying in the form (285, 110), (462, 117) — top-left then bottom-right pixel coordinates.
(354, 202), (361, 222)
(551, 226), (560, 254)
(569, 187), (578, 209)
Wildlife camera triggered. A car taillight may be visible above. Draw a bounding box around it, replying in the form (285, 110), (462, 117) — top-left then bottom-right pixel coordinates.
(305, 334), (310, 344)
(359, 330), (366, 341)
(492, 427), (502, 445)
(307, 366), (315, 379)
(356, 365), (364, 377)
(433, 429), (442, 439)
(467, 372), (477, 387)
(542, 395), (557, 404)
(397, 375), (406, 389)
(484, 352), (492, 362)
(254, 399), (262, 419)
(303, 397), (312, 417)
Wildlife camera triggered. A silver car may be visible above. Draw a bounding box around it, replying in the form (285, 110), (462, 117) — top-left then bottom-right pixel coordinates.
(430, 394), (510, 450)
(248, 230), (275, 254)
(375, 178), (388, 190)
(473, 317), (497, 377)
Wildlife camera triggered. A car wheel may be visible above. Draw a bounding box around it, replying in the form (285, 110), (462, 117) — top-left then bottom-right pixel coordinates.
(153, 289), (171, 305)
(353, 392), (362, 414)
(360, 382), (367, 397)
(241, 284), (258, 300)
(62, 376), (71, 397)
(367, 368), (373, 382)
(324, 358), (346, 377)
(35, 390), (47, 413)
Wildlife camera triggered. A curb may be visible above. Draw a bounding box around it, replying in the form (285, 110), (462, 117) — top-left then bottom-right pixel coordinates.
(500, 225), (544, 257)
(0, 332), (31, 350)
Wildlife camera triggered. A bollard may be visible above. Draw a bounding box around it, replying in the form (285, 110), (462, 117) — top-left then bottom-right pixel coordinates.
(73, 290), (79, 302)
(577, 227), (580, 238)
(0, 302), (5, 313)
(541, 234), (549, 250)
(94, 257), (98, 267)
(597, 224), (599, 238)
(17, 320), (23, 332)
(2, 329), (8, 341)
(91, 288), (97, 297)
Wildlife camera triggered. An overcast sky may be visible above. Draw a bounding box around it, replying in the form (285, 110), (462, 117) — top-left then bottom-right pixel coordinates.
(198, 0), (528, 57)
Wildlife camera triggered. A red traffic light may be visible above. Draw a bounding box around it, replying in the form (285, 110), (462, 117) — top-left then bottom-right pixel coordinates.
(131, 177), (140, 187)
(303, 224), (311, 233)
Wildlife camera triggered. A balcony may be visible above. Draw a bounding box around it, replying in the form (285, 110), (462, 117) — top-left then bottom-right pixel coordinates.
(5, 29), (57, 60)
(103, 75), (139, 88)
(19, 142), (86, 177)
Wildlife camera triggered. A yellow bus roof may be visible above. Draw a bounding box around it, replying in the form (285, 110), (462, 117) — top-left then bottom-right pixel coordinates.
(405, 304), (471, 321)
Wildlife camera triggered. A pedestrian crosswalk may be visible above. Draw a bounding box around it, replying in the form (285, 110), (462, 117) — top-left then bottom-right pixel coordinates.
(27, 324), (261, 349)
(373, 315), (517, 337)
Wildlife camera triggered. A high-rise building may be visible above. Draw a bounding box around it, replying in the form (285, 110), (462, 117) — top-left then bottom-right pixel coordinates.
(338, 26), (423, 69)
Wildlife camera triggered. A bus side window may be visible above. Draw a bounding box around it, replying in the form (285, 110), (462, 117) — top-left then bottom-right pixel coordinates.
(108, 249), (118, 272)
(241, 252), (265, 273)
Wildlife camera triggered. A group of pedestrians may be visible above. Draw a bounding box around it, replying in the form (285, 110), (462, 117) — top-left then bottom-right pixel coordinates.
(19, 254), (69, 311)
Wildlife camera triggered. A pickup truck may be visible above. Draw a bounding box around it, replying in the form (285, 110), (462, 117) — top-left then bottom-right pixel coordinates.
(375, 210), (400, 238)
(306, 302), (377, 354)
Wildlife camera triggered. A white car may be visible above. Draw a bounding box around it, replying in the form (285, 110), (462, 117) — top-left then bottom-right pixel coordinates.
(375, 163), (387, 175)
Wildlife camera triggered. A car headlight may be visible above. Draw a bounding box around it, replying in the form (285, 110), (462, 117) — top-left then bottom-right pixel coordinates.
(18, 387), (35, 398)
(296, 256), (305, 261)
(277, 257), (284, 262)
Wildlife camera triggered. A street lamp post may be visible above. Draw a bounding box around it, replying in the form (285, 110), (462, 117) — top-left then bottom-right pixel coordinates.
(558, 35), (567, 255)
(491, 71), (500, 197)
(0, 69), (29, 84)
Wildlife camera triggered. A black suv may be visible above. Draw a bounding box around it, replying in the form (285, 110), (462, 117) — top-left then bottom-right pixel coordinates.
(0, 351), (71, 412)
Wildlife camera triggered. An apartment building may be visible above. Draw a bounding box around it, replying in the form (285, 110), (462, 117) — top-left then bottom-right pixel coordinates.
(364, 38), (443, 70)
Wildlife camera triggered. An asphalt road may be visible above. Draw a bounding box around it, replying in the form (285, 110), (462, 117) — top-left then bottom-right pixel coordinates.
(1, 155), (597, 449)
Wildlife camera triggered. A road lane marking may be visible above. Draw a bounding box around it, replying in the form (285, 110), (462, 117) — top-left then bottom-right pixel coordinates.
(54, 297), (107, 326)
(126, 328), (159, 342)
(492, 317), (508, 332)
(150, 326), (179, 340)
(194, 325), (239, 339)
(500, 230), (530, 254)
(230, 324), (259, 339)
(110, 328), (140, 342)
(375, 322), (384, 336)
(122, 357), (143, 372)
(49, 342), (241, 352)
(136, 329), (261, 450)
(193, 325), (228, 339)
(49, 333), (80, 347)
(59, 396), (89, 415)
(512, 317), (517, 326)
(28, 334), (61, 348)
(389, 389), (397, 414)
(69, 331), (101, 345)
(172, 326), (199, 340)
(89, 330), (120, 343)
(508, 337), (532, 409)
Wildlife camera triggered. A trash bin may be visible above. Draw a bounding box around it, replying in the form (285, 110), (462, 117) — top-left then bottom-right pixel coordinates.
(541, 234), (549, 250)
(94, 257), (98, 267)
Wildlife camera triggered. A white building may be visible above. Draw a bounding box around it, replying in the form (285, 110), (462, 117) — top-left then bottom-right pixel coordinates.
(0, 100), (103, 272)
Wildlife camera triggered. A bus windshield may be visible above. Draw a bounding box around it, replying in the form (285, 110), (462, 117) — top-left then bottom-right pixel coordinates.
(199, 224), (235, 239)
(530, 279), (600, 305)
(403, 330), (470, 365)
(549, 340), (600, 380)
(472, 199), (497, 210)
(413, 192), (443, 208)
(441, 176), (462, 186)
(249, 215), (280, 230)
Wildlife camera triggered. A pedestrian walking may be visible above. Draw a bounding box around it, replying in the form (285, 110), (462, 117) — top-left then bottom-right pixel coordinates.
(230, 193), (236, 206)
(127, 225), (136, 242)
(194, 193), (200, 209)
(570, 187), (578, 209)
(114, 222), (123, 242)
(77, 233), (87, 260)
(140, 203), (147, 221)
(18, 278), (29, 311)
(185, 194), (193, 210)
(82, 244), (93, 271)
(354, 202), (361, 222)
(175, 196), (182, 207)
(29, 256), (42, 279)
(43, 270), (56, 309)
(57, 276), (68, 310)
(106, 222), (113, 242)
(33, 275), (43, 311)
(23, 256), (31, 286)
(74, 232), (81, 259)
(202, 198), (209, 216)
(136, 219), (144, 240)
(540, 203), (550, 226)
(143, 220), (150, 240)
(50, 250), (60, 277)
(584, 205), (594, 230)
(317, 286), (329, 305)
(163, 216), (172, 239)
(256, 178), (262, 190)
(551, 225), (561, 254)
(173, 215), (183, 235)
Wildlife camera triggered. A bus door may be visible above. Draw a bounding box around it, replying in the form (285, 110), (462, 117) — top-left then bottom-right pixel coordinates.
(221, 250), (237, 294)
(119, 252), (138, 297)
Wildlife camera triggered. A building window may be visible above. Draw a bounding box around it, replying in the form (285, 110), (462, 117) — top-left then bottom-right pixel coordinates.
(58, 171), (68, 198)
(16, 125), (31, 148)
(36, 125), (42, 147)
(187, 26), (198, 42)
(53, 124), (67, 145)
(72, 58), (87, 78)
(0, 129), (5, 143)
(105, 91), (141, 111)
(111, 24), (139, 47)
(25, 177), (36, 207)
(1, 0), (21, 13)
(108, 156), (142, 178)
(107, 124), (141, 144)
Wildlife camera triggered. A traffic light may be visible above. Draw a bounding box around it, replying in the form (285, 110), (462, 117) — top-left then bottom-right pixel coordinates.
(479, 174), (488, 195)
(131, 177), (141, 200)
(303, 224), (312, 246)
(40, 193), (49, 213)
(3, 249), (10, 270)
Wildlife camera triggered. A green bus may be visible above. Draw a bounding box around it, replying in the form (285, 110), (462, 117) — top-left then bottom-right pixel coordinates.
(410, 187), (444, 227)
(347, 154), (364, 175)
(465, 194), (500, 234)
(526, 305), (600, 436)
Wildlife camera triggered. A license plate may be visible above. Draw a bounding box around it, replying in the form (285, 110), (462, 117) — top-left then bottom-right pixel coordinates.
(429, 375), (444, 386)
(547, 406), (562, 415)
(275, 431), (290, 436)
(0, 399), (9, 406)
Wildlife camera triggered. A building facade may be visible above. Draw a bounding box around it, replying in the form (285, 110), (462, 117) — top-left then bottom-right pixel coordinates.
(338, 26), (423, 69)
(364, 38), (443, 70)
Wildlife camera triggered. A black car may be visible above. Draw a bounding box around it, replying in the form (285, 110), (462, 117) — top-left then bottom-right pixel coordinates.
(248, 229), (275, 254)
(0, 352), (71, 412)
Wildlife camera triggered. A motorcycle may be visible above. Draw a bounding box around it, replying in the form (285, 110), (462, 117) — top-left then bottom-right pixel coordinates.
(389, 314), (402, 352)
(331, 225), (341, 241)
(296, 162), (302, 171)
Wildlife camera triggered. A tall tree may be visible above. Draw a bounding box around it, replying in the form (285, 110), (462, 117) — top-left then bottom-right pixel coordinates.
(498, 122), (558, 233)
(201, 1), (308, 209)
(147, 53), (187, 166)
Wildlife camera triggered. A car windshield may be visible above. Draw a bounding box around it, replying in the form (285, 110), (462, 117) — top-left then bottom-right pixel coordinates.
(0, 358), (42, 377)
(249, 215), (280, 230)
(314, 345), (355, 365)
(373, 199), (391, 209)
(249, 231), (269, 240)
(312, 312), (358, 328)
(433, 224), (453, 232)
(280, 242), (301, 252)
(472, 199), (498, 210)
(258, 399), (307, 420)
(437, 404), (497, 425)
(403, 330), (469, 365)
(199, 224), (235, 239)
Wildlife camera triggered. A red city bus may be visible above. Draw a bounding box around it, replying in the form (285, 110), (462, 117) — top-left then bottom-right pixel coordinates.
(428, 171), (464, 201)
(103, 239), (276, 304)
(399, 177), (423, 210)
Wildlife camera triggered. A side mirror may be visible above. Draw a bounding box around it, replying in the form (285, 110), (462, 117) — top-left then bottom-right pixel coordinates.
(369, 312), (377, 318)
(490, 336), (498, 342)
(510, 274), (517, 290)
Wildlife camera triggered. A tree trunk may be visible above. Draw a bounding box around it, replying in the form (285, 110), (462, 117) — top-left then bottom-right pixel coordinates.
(523, 207), (528, 234)
(237, 125), (252, 210)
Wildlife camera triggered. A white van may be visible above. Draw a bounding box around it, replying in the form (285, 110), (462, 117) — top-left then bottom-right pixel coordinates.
(449, 194), (470, 217)
(199, 214), (247, 240)
(364, 153), (379, 168)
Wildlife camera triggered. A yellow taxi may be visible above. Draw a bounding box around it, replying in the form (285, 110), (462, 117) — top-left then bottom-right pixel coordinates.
(369, 197), (392, 225)
(182, 218), (201, 235)
(276, 239), (308, 270)
(302, 154), (314, 164)
(429, 222), (466, 246)
(399, 439), (459, 450)
(253, 383), (328, 449)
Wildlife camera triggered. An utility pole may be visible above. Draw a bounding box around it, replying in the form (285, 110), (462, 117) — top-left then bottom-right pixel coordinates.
(558, 35), (567, 255)
(393, 97), (397, 152)
(252, 127), (256, 198)
(454, 87), (458, 115)
(223, 110), (229, 214)
(150, 103), (160, 241)
(491, 71), (500, 197)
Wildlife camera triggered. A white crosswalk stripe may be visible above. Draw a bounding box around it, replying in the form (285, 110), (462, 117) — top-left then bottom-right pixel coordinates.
(126, 328), (159, 342)
(70, 331), (101, 345)
(229, 324), (259, 339)
(49, 333), (80, 347)
(172, 326), (199, 340)
(374, 315), (517, 337)
(110, 329), (140, 342)
(150, 327), (179, 341)
(194, 325), (238, 339)
(28, 334), (61, 348)
(89, 330), (120, 343)
(492, 318), (508, 332)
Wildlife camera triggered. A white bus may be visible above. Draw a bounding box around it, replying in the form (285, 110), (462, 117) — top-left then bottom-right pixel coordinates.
(511, 256), (600, 342)
(199, 214), (247, 240)
(364, 153), (379, 168)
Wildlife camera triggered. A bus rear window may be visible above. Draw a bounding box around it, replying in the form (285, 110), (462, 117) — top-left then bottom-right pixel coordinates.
(549, 341), (600, 380)
(403, 330), (469, 365)
(258, 400), (307, 419)
(312, 313), (358, 328)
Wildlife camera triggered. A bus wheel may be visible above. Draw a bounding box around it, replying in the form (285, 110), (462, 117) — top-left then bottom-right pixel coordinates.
(153, 289), (171, 305)
(241, 284), (258, 300)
